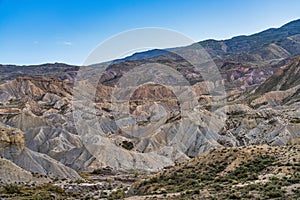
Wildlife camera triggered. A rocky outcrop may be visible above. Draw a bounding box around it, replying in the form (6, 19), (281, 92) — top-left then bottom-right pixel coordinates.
(218, 105), (300, 146)
(0, 157), (33, 184)
(24, 126), (95, 171)
(251, 85), (300, 107)
(0, 76), (72, 105)
(11, 147), (81, 180)
(253, 55), (300, 94)
(0, 157), (51, 185)
(0, 123), (24, 159)
(4, 111), (49, 132)
(0, 123), (81, 180)
(0, 71), (299, 172)
(0, 19), (299, 175)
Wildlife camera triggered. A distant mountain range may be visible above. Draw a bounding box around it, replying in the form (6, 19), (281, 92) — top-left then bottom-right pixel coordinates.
(0, 19), (299, 199)
(199, 19), (300, 57)
(1, 19), (300, 88)
(122, 18), (300, 65)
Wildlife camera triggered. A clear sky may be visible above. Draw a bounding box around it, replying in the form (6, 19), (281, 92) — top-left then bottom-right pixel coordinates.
(1, 0), (300, 65)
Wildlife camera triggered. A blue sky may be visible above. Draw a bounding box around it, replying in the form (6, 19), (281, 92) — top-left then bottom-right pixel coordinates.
(0, 0), (300, 65)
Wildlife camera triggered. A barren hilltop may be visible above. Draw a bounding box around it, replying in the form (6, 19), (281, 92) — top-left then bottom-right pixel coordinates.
(0, 19), (299, 199)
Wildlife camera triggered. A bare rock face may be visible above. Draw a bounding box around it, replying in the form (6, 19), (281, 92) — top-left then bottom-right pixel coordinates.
(0, 157), (33, 184)
(11, 147), (81, 180)
(218, 105), (300, 147)
(0, 70), (299, 173)
(0, 78), (44, 102)
(0, 76), (72, 107)
(0, 157), (52, 185)
(249, 55), (300, 107)
(0, 124), (24, 159)
(0, 21), (299, 175)
(0, 123), (81, 180)
(193, 81), (215, 95)
(251, 85), (300, 107)
(24, 126), (95, 171)
(4, 111), (49, 132)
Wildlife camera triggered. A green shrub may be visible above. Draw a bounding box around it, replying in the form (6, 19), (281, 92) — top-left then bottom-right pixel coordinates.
(108, 189), (126, 199)
(3, 184), (22, 194)
(44, 184), (64, 194)
(265, 190), (284, 198)
(122, 141), (134, 150)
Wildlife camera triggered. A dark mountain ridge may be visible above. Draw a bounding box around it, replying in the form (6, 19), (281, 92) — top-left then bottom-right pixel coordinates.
(199, 19), (300, 56)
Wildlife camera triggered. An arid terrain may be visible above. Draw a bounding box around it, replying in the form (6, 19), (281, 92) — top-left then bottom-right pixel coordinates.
(0, 19), (300, 199)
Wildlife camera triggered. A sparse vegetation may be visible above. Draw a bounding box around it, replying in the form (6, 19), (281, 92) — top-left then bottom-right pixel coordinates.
(2, 184), (22, 194)
(130, 145), (300, 199)
(108, 188), (126, 199)
(121, 140), (134, 150)
(290, 118), (300, 123)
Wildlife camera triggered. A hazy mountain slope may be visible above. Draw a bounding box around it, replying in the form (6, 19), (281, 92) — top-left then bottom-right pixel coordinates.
(1, 19), (299, 88)
(199, 19), (300, 57)
(248, 55), (300, 107)
(0, 63), (79, 84)
(254, 55), (300, 93)
(111, 19), (300, 65)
